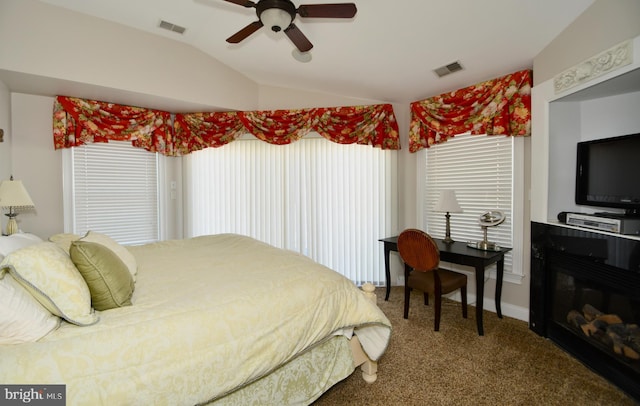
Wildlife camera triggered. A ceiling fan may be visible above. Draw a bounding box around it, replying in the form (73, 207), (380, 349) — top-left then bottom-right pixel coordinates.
(223, 0), (357, 54)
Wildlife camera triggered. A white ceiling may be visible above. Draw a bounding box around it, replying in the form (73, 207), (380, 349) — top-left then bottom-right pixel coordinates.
(35, 0), (595, 104)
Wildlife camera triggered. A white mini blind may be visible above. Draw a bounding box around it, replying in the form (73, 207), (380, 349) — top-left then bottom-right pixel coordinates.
(184, 136), (396, 285)
(424, 133), (513, 273)
(71, 141), (159, 245)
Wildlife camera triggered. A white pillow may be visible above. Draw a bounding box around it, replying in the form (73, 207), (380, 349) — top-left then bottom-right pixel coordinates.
(78, 231), (138, 281)
(1, 242), (98, 326)
(0, 233), (43, 258)
(0, 272), (60, 344)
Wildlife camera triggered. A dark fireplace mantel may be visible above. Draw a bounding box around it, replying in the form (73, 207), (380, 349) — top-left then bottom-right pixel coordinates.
(530, 222), (640, 401)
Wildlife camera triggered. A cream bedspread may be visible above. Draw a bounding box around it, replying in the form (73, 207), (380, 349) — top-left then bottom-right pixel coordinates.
(0, 234), (391, 405)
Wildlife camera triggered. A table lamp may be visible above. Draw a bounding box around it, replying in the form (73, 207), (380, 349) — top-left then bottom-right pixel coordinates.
(0, 176), (35, 235)
(434, 190), (462, 244)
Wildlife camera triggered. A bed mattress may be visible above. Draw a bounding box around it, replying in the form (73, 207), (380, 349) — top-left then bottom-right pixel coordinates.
(0, 234), (391, 405)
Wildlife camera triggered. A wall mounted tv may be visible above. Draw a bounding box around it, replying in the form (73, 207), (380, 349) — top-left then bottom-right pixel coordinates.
(575, 132), (640, 216)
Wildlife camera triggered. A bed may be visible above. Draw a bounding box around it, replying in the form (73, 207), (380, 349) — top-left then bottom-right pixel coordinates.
(0, 232), (391, 405)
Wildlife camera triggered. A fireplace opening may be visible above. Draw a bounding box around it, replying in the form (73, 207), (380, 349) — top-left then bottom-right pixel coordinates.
(531, 222), (640, 401)
(549, 254), (639, 375)
(566, 304), (639, 363)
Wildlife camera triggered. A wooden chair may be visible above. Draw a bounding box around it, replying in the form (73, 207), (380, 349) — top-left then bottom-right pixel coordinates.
(397, 229), (468, 331)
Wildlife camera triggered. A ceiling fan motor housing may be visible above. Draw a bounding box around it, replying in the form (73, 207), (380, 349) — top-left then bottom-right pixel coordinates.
(257, 0), (296, 32)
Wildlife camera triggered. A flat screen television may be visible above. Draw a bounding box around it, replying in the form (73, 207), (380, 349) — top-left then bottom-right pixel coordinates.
(575, 133), (640, 217)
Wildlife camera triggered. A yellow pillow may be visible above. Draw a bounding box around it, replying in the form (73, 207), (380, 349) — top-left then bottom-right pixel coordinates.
(70, 241), (135, 311)
(48, 233), (81, 253)
(1, 242), (98, 326)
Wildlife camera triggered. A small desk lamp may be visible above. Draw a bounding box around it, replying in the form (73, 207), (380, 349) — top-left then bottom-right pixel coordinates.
(0, 176), (35, 235)
(434, 190), (462, 244)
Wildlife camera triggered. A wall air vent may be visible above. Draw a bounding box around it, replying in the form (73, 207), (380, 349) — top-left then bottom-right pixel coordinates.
(434, 61), (464, 78)
(159, 20), (186, 34)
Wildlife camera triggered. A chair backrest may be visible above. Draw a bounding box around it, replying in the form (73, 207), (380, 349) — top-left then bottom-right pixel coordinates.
(397, 229), (440, 272)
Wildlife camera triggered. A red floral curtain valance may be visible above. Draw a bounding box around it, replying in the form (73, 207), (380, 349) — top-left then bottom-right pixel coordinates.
(314, 104), (400, 150)
(409, 69), (532, 152)
(172, 111), (246, 154)
(53, 96), (174, 155)
(173, 103), (400, 155)
(53, 96), (400, 156)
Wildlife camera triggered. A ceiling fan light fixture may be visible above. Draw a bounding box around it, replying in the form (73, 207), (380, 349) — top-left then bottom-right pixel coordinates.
(260, 8), (292, 32)
(292, 48), (312, 63)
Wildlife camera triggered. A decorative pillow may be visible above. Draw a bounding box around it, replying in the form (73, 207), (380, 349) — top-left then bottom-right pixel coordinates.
(70, 241), (134, 311)
(78, 231), (138, 281)
(0, 242), (98, 326)
(0, 272), (60, 344)
(48, 233), (81, 253)
(0, 233), (43, 259)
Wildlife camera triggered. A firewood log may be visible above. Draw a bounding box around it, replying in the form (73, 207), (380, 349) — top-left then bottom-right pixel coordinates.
(567, 310), (587, 330)
(582, 304), (601, 321)
(607, 323), (640, 357)
(567, 310), (608, 337)
(608, 329), (640, 360)
(581, 304), (623, 324)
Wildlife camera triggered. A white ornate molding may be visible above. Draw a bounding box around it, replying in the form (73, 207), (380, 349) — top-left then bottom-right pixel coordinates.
(554, 40), (633, 94)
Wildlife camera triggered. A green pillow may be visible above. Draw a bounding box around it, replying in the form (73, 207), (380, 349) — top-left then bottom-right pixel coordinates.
(70, 241), (134, 311)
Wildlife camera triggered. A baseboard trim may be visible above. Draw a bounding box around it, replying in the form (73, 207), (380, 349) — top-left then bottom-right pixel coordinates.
(444, 292), (529, 322)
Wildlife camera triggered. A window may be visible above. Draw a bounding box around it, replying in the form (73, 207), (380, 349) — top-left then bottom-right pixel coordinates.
(184, 136), (397, 285)
(420, 133), (525, 280)
(63, 141), (161, 245)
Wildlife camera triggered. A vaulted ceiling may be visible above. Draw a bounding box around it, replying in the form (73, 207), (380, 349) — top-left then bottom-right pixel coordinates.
(36, 0), (595, 104)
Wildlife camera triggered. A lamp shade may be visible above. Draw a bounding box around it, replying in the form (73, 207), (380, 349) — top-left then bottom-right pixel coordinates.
(434, 190), (462, 213)
(0, 178), (35, 210)
(260, 8), (292, 32)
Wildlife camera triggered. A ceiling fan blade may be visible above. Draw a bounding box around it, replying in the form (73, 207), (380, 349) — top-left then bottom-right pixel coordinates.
(297, 3), (357, 18)
(284, 23), (313, 52)
(222, 0), (256, 8)
(226, 21), (263, 43)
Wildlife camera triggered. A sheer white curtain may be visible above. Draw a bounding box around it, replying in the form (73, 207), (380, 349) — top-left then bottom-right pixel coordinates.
(184, 135), (397, 285)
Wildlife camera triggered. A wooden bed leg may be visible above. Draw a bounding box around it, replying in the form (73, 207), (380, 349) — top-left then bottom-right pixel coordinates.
(349, 335), (378, 384)
(360, 358), (378, 384)
(361, 282), (377, 305)
(351, 284), (380, 384)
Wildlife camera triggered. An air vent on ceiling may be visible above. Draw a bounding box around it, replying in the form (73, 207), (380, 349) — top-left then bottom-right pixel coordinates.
(434, 61), (464, 78)
(159, 20), (186, 35)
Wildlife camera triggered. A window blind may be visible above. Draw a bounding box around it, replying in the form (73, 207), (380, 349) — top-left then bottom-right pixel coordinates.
(424, 133), (513, 273)
(184, 136), (396, 285)
(70, 141), (160, 245)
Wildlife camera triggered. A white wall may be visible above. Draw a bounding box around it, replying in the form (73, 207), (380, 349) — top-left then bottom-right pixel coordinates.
(534, 0), (640, 86)
(9, 94), (62, 238)
(580, 91), (640, 141)
(547, 101), (582, 217)
(0, 0), (259, 112)
(0, 80), (10, 180)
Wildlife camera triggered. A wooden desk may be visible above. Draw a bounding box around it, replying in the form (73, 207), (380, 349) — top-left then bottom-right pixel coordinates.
(378, 236), (511, 336)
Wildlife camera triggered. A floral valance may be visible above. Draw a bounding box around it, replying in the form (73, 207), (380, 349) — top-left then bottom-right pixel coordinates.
(409, 69), (532, 152)
(53, 96), (174, 155)
(53, 96), (400, 157)
(173, 104), (400, 155)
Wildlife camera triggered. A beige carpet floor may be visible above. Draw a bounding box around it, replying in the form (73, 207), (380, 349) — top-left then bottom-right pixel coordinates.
(314, 287), (637, 406)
